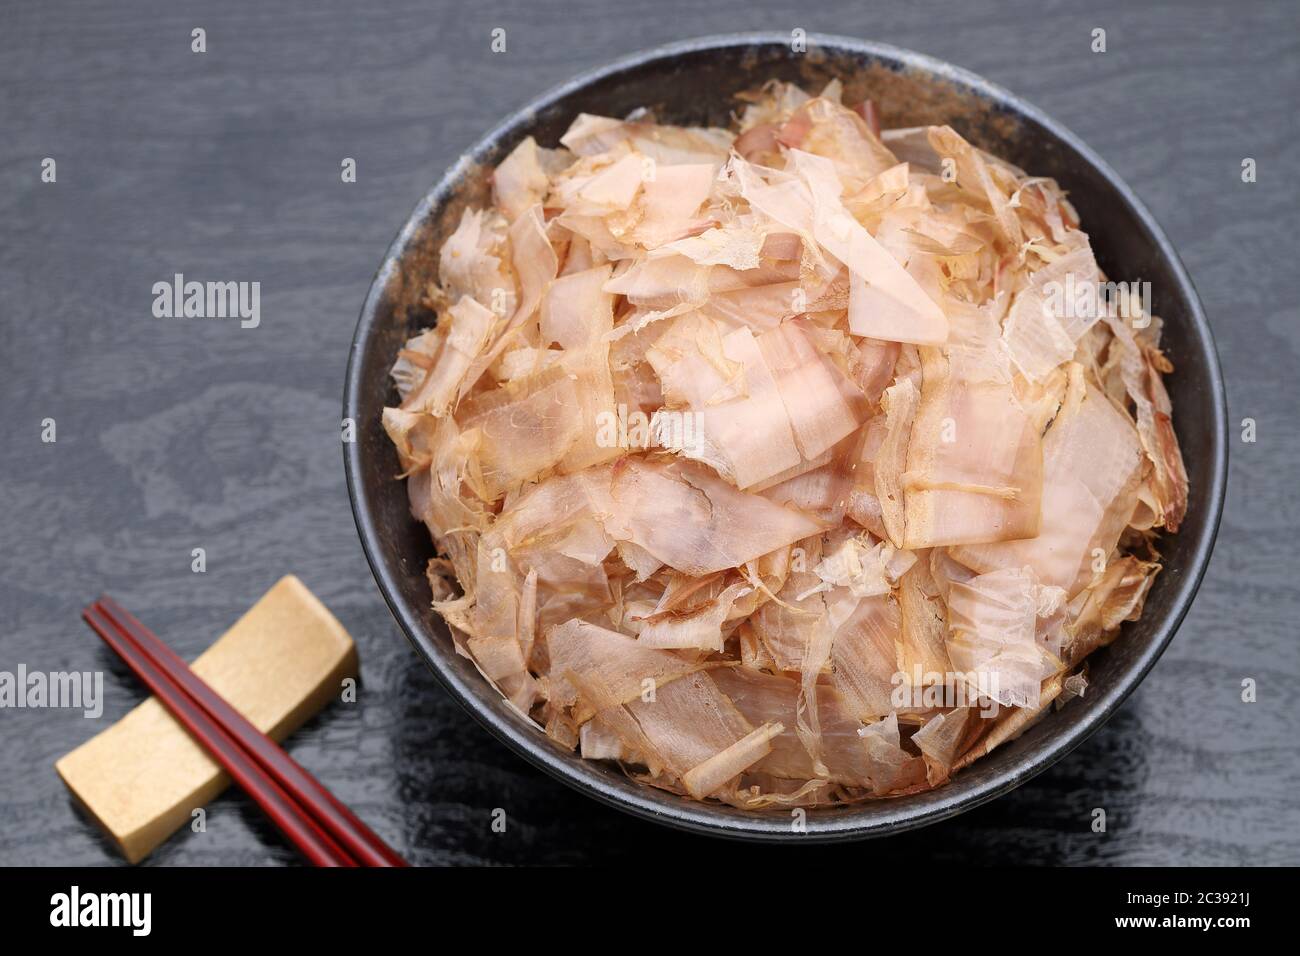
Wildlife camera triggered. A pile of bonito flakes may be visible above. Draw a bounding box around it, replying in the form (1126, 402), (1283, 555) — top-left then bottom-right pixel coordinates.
(382, 79), (1188, 807)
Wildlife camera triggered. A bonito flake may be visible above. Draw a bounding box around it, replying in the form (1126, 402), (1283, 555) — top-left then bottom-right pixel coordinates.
(381, 79), (1187, 808)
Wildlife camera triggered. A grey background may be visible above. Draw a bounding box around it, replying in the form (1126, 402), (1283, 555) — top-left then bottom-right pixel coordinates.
(1, 0), (1296, 866)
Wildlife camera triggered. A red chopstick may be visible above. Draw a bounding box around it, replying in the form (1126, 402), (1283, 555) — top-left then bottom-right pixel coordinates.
(95, 596), (406, 867)
(82, 602), (352, 866)
(83, 596), (407, 867)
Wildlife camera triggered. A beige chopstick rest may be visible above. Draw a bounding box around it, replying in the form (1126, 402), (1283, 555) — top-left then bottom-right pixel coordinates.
(55, 575), (359, 863)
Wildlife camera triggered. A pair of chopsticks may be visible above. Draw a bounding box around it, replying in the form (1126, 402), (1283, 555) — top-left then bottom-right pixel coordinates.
(82, 596), (407, 867)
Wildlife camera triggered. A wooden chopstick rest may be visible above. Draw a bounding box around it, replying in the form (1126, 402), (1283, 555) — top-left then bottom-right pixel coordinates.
(55, 576), (358, 863)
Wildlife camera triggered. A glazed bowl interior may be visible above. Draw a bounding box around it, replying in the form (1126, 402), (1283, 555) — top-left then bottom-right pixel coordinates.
(344, 33), (1226, 841)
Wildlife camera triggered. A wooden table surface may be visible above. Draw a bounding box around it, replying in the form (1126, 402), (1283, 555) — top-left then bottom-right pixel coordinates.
(2, 0), (1297, 866)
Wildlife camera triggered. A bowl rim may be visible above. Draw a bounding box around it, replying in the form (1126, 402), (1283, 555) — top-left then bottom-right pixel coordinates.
(343, 31), (1228, 842)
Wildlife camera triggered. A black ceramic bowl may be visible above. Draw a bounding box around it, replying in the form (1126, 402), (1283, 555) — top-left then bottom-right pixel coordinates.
(344, 33), (1227, 841)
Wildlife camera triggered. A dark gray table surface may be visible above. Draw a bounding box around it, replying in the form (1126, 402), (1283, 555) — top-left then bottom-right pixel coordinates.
(2, 0), (1297, 866)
